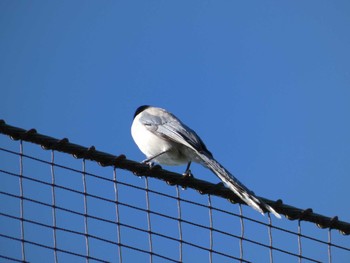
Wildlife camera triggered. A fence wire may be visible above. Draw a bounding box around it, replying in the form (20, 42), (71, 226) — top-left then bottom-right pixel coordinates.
(0, 120), (349, 263)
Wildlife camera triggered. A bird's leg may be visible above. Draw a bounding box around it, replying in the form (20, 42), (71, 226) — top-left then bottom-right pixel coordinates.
(141, 150), (169, 167)
(183, 161), (193, 177)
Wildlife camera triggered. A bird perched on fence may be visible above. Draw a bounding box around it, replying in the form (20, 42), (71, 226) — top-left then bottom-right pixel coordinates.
(131, 105), (280, 218)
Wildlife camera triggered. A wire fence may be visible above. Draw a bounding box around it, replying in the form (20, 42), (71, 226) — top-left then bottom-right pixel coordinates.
(0, 120), (349, 262)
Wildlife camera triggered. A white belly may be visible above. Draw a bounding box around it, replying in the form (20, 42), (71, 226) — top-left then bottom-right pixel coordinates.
(131, 117), (191, 166)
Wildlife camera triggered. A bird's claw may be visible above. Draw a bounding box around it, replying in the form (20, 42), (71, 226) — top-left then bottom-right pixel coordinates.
(141, 160), (155, 168)
(183, 169), (193, 178)
(214, 182), (225, 190)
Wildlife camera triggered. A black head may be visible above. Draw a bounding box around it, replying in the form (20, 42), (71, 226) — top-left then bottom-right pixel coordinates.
(133, 105), (151, 119)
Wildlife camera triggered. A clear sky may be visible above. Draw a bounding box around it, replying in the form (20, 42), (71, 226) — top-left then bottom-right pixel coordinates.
(1, 1), (350, 262)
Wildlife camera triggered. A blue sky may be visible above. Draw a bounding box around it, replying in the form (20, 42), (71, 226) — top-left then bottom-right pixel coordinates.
(1, 1), (350, 262)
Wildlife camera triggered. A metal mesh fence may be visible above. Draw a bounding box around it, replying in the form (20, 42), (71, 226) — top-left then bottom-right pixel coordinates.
(1, 120), (349, 263)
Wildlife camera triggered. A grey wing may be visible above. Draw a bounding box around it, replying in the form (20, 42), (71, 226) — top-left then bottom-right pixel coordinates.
(139, 110), (212, 156)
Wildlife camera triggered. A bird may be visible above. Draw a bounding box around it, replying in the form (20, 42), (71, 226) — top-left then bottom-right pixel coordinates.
(131, 105), (281, 218)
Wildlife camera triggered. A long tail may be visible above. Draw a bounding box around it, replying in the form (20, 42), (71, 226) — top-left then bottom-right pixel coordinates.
(198, 153), (281, 219)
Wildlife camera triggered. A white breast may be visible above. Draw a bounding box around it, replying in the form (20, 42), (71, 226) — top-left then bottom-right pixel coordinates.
(131, 115), (166, 157)
(131, 114), (190, 166)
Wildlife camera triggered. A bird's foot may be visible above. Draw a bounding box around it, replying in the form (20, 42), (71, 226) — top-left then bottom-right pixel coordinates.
(141, 159), (155, 168)
(183, 169), (193, 178)
(215, 182), (225, 187)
